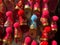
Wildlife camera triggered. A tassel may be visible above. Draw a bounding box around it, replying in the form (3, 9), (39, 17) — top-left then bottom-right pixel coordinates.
(14, 22), (22, 43)
(18, 10), (26, 25)
(51, 16), (59, 31)
(18, 10), (24, 25)
(40, 0), (49, 26)
(29, 14), (37, 38)
(4, 11), (13, 27)
(24, 4), (31, 19)
(30, 14), (37, 29)
(3, 27), (12, 45)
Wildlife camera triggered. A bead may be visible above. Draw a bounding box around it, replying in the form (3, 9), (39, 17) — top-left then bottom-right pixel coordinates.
(31, 14), (37, 21)
(30, 24), (35, 29)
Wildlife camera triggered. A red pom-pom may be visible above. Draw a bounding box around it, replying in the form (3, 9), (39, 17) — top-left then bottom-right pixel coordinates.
(42, 32), (48, 38)
(18, 10), (24, 16)
(25, 37), (31, 44)
(6, 11), (12, 17)
(40, 41), (48, 45)
(52, 40), (57, 45)
(31, 40), (37, 45)
(52, 16), (59, 21)
(42, 10), (49, 18)
(14, 22), (19, 28)
(43, 0), (49, 3)
(44, 26), (51, 33)
(6, 27), (12, 33)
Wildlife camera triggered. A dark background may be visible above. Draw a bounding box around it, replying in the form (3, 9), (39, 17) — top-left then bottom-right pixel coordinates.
(54, 0), (60, 44)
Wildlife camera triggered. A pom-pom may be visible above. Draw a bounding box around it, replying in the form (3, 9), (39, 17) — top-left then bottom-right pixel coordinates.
(25, 37), (31, 44)
(52, 16), (59, 21)
(31, 14), (37, 21)
(40, 41), (48, 45)
(18, 10), (24, 16)
(43, 0), (49, 3)
(14, 22), (19, 28)
(44, 26), (51, 33)
(31, 40), (37, 45)
(6, 27), (12, 34)
(52, 40), (57, 45)
(6, 11), (12, 17)
(42, 10), (49, 18)
(42, 32), (48, 38)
